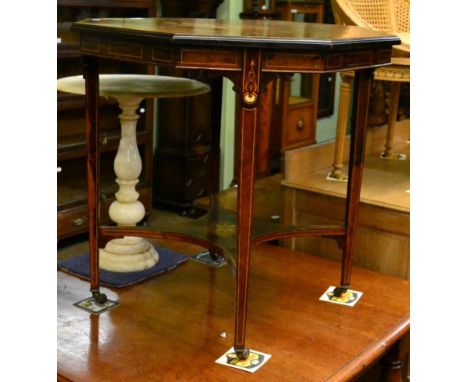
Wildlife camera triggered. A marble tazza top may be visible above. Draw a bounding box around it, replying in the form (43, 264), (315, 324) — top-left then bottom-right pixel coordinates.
(57, 74), (210, 98)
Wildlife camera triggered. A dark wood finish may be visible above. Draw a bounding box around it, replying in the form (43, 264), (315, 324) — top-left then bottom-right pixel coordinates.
(153, 0), (224, 215)
(161, 0), (224, 18)
(241, 0), (281, 20)
(57, 0), (156, 240)
(341, 69), (373, 289)
(254, 80), (275, 176)
(380, 339), (406, 382)
(58, 242), (409, 381)
(273, 0), (324, 136)
(73, 19), (398, 51)
(100, 201), (346, 264)
(272, 1), (338, 118)
(73, 16), (400, 358)
(274, 0), (322, 145)
(83, 56), (101, 294)
(234, 49), (262, 354)
(241, 1), (335, 176)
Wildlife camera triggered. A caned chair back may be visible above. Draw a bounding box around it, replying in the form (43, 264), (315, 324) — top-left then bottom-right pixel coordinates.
(331, 0), (409, 55)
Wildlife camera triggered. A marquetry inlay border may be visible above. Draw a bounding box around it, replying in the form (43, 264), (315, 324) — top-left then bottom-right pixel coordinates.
(263, 52), (323, 71)
(108, 42), (143, 60)
(81, 36), (393, 74)
(179, 49), (242, 70)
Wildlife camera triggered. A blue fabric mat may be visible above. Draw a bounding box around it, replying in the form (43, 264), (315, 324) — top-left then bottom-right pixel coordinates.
(58, 246), (188, 288)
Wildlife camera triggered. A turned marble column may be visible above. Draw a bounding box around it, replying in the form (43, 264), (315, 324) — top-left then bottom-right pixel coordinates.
(57, 74), (210, 272)
(99, 95), (158, 272)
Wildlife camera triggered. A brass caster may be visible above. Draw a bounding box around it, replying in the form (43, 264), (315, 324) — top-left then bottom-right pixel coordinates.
(74, 292), (118, 314)
(333, 286), (349, 297)
(235, 347), (250, 360)
(92, 290), (108, 304)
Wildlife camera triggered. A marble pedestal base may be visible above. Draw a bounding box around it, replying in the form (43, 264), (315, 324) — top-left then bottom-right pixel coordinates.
(100, 236), (159, 272)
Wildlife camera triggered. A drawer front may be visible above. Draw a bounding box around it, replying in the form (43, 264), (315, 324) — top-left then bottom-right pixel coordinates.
(284, 106), (316, 149)
(185, 153), (211, 200)
(58, 204), (94, 239)
(57, 187), (151, 240)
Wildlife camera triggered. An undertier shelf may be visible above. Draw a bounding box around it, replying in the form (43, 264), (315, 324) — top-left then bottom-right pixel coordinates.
(100, 203), (345, 265)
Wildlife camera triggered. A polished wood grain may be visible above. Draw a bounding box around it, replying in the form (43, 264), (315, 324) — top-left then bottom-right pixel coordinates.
(153, 1), (224, 214)
(58, 242), (409, 382)
(83, 57), (102, 296)
(76, 18), (401, 358)
(99, 200), (346, 267)
(73, 18), (399, 49)
(340, 69), (373, 290)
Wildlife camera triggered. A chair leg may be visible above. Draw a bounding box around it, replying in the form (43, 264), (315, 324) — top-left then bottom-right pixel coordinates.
(381, 82), (405, 160)
(328, 74), (352, 181)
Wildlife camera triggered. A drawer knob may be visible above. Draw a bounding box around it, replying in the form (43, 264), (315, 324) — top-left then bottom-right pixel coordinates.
(72, 217), (86, 227)
(101, 136), (108, 146)
(296, 118), (305, 131)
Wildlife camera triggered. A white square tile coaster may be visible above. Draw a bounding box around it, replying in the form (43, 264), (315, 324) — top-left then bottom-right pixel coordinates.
(319, 286), (363, 307)
(215, 347), (271, 373)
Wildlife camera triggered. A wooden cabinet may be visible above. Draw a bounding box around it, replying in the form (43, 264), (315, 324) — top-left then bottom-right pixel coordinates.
(240, 0), (335, 175)
(271, 73), (319, 157)
(152, 0), (224, 216)
(272, 0), (329, 156)
(276, 0), (336, 119)
(57, 0), (156, 240)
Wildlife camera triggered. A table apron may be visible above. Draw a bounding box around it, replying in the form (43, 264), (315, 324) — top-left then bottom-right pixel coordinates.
(80, 35), (392, 74)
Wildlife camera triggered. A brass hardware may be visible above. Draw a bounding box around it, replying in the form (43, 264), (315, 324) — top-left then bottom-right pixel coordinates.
(296, 118), (305, 131)
(101, 135), (108, 146)
(72, 217), (86, 227)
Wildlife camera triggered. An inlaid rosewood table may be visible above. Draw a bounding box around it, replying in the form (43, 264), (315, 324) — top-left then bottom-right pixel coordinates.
(71, 18), (400, 359)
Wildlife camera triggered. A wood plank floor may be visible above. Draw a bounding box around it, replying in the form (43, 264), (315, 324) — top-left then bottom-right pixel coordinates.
(58, 241), (409, 382)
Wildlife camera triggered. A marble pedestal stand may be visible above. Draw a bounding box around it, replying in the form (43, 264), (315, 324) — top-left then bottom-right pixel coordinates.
(57, 74), (210, 272)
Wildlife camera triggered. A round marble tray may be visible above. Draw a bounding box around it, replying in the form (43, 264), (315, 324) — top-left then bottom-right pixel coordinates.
(57, 74), (210, 98)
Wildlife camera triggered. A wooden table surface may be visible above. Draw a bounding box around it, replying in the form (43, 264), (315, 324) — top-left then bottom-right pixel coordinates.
(72, 18), (398, 49)
(58, 242), (409, 382)
(73, 16), (401, 358)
